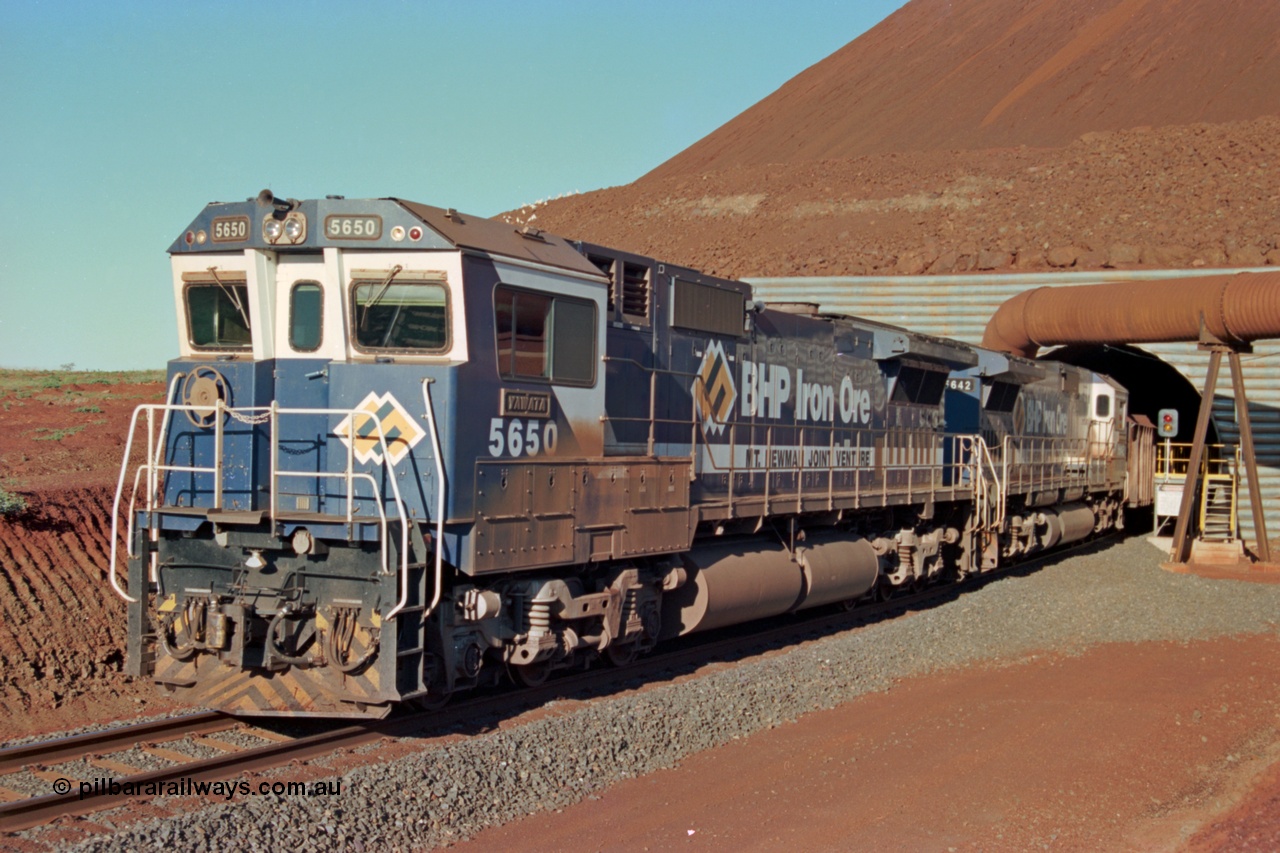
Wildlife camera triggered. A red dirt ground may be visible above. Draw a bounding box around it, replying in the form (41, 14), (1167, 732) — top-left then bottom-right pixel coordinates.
(457, 634), (1280, 852)
(0, 375), (173, 739)
(0, 375), (164, 492)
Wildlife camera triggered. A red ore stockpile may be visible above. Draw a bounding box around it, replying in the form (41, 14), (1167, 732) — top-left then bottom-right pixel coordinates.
(522, 0), (1280, 282)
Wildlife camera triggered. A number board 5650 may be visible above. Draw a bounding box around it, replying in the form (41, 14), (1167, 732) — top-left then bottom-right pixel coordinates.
(324, 215), (382, 240)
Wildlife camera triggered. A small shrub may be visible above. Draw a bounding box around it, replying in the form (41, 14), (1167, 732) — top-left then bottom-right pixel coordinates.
(32, 426), (84, 441)
(0, 488), (27, 517)
(74, 405), (103, 413)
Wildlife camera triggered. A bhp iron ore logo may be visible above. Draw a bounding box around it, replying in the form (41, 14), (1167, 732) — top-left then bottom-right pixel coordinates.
(694, 340), (736, 435)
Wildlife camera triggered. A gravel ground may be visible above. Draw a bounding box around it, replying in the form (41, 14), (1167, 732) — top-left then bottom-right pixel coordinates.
(153, 739), (225, 761)
(207, 729), (281, 750)
(1, 769), (56, 798)
(25, 537), (1280, 851)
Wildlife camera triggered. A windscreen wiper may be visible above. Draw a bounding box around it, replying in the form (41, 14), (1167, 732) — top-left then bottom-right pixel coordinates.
(206, 267), (250, 331)
(359, 265), (404, 331)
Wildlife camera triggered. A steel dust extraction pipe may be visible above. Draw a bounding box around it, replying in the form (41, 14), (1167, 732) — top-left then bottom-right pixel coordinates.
(981, 271), (1280, 358)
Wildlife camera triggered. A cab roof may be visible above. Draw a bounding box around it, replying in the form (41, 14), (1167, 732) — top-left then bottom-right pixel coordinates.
(170, 195), (607, 280)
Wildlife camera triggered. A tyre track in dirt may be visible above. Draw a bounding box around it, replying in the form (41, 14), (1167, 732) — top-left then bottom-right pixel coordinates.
(0, 486), (152, 739)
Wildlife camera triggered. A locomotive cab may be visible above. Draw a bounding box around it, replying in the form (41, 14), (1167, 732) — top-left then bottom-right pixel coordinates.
(121, 195), (614, 716)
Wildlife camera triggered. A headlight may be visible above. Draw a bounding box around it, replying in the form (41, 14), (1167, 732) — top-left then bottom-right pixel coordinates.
(283, 215), (306, 242)
(263, 217), (284, 242)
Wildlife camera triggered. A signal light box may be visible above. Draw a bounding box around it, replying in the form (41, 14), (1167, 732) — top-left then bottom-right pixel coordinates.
(1157, 408), (1179, 438)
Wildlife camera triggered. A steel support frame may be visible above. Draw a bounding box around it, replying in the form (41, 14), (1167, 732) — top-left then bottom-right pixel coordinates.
(1170, 341), (1272, 565)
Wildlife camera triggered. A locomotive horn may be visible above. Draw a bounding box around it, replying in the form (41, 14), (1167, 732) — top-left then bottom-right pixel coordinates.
(255, 189), (297, 213)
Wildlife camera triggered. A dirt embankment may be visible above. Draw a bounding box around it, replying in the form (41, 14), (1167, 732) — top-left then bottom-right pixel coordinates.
(516, 0), (1280, 283)
(517, 116), (1280, 282)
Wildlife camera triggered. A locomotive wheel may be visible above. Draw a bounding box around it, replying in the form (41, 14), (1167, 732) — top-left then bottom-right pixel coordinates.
(413, 691), (451, 712)
(512, 660), (552, 687)
(604, 641), (639, 667)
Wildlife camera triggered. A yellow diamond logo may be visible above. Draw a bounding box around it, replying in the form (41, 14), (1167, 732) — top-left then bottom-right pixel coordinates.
(334, 392), (425, 466)
(694, 340), (736, 436)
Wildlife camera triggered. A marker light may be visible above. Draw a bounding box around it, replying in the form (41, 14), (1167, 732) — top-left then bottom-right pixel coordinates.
(408, 226), (423, 241)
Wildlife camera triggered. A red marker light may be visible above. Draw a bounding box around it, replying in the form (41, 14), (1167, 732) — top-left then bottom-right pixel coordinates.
(185, 230), (195, 246)
(408, 226), (423, 241)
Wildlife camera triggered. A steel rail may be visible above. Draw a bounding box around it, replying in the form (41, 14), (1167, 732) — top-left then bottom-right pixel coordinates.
(0, 724), (365, 832)
(0, 712), (234, 776)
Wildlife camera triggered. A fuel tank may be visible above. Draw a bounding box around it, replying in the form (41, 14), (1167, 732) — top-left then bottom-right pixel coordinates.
(660, 535), (880, 638)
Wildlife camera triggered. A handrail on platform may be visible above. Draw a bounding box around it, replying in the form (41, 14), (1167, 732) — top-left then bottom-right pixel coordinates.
(109, 398), (412, 620)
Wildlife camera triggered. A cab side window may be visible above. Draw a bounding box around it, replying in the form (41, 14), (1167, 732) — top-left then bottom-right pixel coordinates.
(495, 286), (596, 385)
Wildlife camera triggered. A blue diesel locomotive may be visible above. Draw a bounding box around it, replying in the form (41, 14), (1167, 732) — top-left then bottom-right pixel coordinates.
(112, 193), (1151, 717)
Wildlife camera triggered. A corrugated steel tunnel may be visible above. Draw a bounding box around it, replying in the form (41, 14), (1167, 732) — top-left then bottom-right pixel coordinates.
(1043, 343), (1219, 445)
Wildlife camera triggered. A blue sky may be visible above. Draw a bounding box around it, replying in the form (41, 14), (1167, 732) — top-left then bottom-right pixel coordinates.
(0, 1), (904, 370)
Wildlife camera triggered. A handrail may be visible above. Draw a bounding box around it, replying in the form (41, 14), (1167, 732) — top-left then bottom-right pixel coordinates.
(687, 403), (972, 521)
(414, 378), (447, 623)
(109, 374), (182, 603)
(272, 470), (392, 573)
(978, 436), (1004, 528)
(1155, 441), (1238, 479)
(260, 404), (410, 619)
(602, 357), (700, 457)
(110, 398), (412, 619)
(996, 433), (1127, 494)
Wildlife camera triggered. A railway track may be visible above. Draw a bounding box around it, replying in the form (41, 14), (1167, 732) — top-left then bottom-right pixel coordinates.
(0, 711), (316, 832)
(0, 534), (1110, 836)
